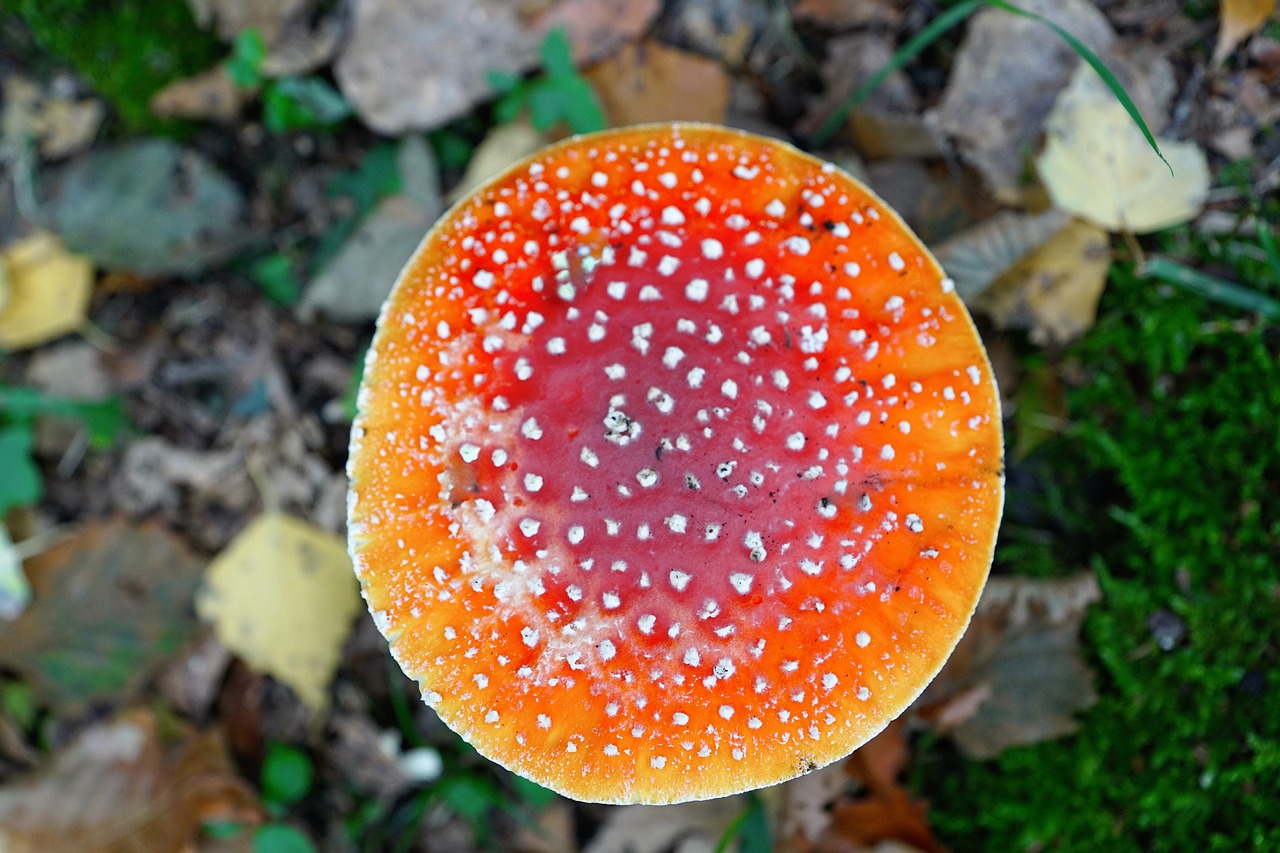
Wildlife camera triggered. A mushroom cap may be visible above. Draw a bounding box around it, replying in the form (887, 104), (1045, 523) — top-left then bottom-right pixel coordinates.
(348, 124), (1003, 804)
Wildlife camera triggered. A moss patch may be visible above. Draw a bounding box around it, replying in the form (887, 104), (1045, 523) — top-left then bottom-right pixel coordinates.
(920, 239), (1280, 850)
(3, 0), (222, 132)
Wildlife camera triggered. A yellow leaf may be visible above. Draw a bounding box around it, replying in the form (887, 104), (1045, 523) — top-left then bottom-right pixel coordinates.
(1214, 0), (1278, 64)
(446, 119), (551, 204)
(973, 219), (1111, 344)
(1036, 66), (1210, 234)
(196, 513), (362, 712)
(0, 233), (94, 350)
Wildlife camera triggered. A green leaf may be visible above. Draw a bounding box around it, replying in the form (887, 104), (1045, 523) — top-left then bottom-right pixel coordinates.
(436, 775), (504, 825)
(0, 678), (37, 731)
(555, 78), (607, 134)
(539, 27), (577, 79)
(507, 775), (557, 810)
(982, 0), (1170, 173)
(0, 424), (42, 514)
(227, 28), (267, 89)
(715, 793), (771, 853)
(202, 820), (247, 841)
(250, 254), (302, 306)
(262, 743), (314, 807)
(0, 386), (128, 448)
(263, 77), (352, 133)
(487, 69), (523, 93)
(253, 824), (317, 853)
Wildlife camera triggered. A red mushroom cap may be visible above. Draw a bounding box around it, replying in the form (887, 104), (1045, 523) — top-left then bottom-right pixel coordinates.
(348, 124), (1003, 804)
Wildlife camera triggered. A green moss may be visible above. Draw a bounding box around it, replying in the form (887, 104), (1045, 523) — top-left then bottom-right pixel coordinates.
(2, 0), (222, 132)
(922, 247), (1280, 850)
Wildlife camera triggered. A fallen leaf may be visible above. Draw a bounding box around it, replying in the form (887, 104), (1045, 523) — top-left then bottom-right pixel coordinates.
(301, 196), (433, 322)
(0, 232), (94, 350)
(799, 33), (921, 143)
(1, 76), (104, 159)
(1214, 0), (1278, 64)
(302, 137), (442, 322)
(1037, 65), (1210, 233)
(186, 0), (313, 45)
(935, 209), (1071, 302)
(973, 219), (1111, 344)
(916, 573), (1102, 760)
(150, 66), (249, 122)
(535, 0), (663, 65)
(864, 159), (996, 246)
(929, 0), (1116, 204)
(582, 795), (746, 853)
(777, 760), (851, 848)
(825, 723), (948, 853)
(0, 708), (260, 853)
(447, 119), (552, 204)
(196, 512), (363, 712)
(0, 520), (206, 711)
(587, 40), (730, 126)
(1012, 364), (1069, 460)
(44, 139), (247, 275)
(335, 0), (538, 134)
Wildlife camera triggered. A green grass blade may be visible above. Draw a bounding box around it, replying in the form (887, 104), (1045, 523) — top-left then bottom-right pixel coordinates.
(982, 0), (1171, 174)
(1141, 255), (1280, 320)
(809, 0), (984, 147)
(1256, 219), (1280, 284)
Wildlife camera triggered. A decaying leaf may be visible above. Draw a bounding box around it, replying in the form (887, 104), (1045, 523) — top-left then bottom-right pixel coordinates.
(196, 512), (363, 712)
(301, 137), (442, 322)
(792, 0), (899, 29)
(587, 40), (730, 126)
(824, 723), (948, 853)
(970, 218), (1112, 344)
(0, 520), (205, 711)
(929, 0), (1116, 203)
(1213, 0), (1278, 64)
(1, 76), (104, 159)
(335, 0), (538, 133)
(536, 0), (663, 66)
(1037, 65), (1210, 233)
(186, 0), (312, 45)
(935, 208), (1071, 301)
(0, 233), (94, 351)
(0, 708), (260, 853)
(916, 573), (1102, 760)
(150, 66), (249, 122)
(43, 139), (247, 275)
(582, 794), (746, 853)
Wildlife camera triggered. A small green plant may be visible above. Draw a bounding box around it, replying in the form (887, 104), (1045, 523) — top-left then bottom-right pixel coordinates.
(488, 27), (607, 135)
(202, 742), (317, 852)
(226, 29), (352, 133)
(0, 384), (127, 514)
(716, 792), (772, 853)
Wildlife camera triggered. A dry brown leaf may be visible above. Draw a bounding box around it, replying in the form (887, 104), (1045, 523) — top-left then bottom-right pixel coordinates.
(823, 722), (948, 853)
(582, 795), (745, 853)
(336, 0), (538, 134)
(150, 66), (249, 122)
(1214, 0), (1278, 64)
(535, 0), (663, 65)
(196, 512), (363, 712)
(916, 573), (1102, 760)
(800, 33), (919, 143)
(1037, 66), (1210, 234)
(2, 76), (104, 159)
(972, 219), (1111, 344)
(0, 708), (259, 853)
(587, 40), (730, 126)
(928, 0), (1116, 204)
(0, 520), (204, 711)
(0, 232), (94, 350)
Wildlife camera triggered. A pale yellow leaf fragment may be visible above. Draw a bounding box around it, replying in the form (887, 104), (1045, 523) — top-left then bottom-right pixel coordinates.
(0, 233), (94, 351)
(196, 513), (362, 712)
(1037, 66), (1210, 234)
(1214, 0), (1278, 64)
(447, 119), (551, 204)
(973, 219), (1111, 344)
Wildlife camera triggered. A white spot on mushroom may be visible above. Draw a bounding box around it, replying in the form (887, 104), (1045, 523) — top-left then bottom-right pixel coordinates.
(856, 630), (871, 647)
(730, 573), (753, 594)
(638, 614), (657, 634)
(719, 705), (734, 719)
(670, 569), (691, 591)
(568, 526), (585, 545)
(822, 673), (838, 689)
(459, 443), (480, 463)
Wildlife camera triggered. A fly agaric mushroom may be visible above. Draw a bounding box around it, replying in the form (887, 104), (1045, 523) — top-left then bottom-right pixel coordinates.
(348, 124), (1003, 804)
